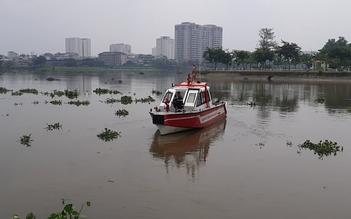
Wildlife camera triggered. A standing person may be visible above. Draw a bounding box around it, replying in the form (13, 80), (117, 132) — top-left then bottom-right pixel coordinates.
(192, 63), (196, 82)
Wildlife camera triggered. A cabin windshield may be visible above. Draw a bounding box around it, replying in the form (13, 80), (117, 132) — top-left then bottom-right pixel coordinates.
(162, 91), (173, 103)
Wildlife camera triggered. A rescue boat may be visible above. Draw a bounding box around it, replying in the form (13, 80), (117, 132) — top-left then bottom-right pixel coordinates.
(149, 74), (227, 135)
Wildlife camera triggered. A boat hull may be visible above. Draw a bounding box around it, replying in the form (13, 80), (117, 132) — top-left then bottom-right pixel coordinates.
(150, 103), (227, 135)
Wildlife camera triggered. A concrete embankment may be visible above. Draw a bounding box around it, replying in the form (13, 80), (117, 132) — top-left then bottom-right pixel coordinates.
(199, 70), (351, 81)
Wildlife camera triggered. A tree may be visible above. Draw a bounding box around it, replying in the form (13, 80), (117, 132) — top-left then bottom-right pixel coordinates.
(32, 56), (46, 67)
(300, 53), (315, 70)
(220, 50), (233, 70)
(258, 28), (277, 50)
(252, 49), (274, 70)
(276, 40), (301, 71)
(327, 47), (351, 71)
(203, 47), (225, 70)
(233, 50), (251, 70)
(3, 60), (15, 69)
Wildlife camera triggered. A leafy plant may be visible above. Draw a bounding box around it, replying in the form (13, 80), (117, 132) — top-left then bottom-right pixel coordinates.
(115, 109), (129, 117)
(67, 100), (90, 106)
(12, 201), (91, 219)
(50, 100), (62, 105)
(19, 88), (38, 95)
(45, 123), (62, 131)
(135, 96), (155, 103)
(20, 134), (33, 147)
(120, 96), (132, 105)
(64, 90), (79, 99)
(315, 97), (325, 104)
(0, 87), (12, 94)
(93, 87), (122, 95)
(298, 139), (343, 159)
(97, 128), (121, 141)
(151, 89), (162, 96)
(47, 77), (60, 81)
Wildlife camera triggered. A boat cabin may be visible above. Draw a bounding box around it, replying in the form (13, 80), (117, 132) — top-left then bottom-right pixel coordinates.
(159, 82), (212, 112)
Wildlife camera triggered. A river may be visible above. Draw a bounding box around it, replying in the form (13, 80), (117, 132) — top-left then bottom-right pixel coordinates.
(1, 71), (351, 219)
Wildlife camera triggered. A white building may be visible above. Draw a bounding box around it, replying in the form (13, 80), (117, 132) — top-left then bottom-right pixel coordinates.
(155, 36), (174, 59)
(65, 37), (91, 58)
(110, 43), (131, 54)
(175, 22), (222, 62)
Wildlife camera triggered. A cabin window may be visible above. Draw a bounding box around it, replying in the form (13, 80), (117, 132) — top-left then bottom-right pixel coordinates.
(162, 91), (173, 103)
(186, 93), (196, 104)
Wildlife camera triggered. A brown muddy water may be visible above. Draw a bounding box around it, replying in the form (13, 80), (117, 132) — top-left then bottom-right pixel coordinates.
(1, 71), (351, 219)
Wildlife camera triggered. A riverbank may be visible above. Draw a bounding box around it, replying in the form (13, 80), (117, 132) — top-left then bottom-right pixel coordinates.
(199, 70), (351, 81)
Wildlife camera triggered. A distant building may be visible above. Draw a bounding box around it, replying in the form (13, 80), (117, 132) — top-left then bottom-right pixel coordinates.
(175, 22), (222, 62)
(98, 52), (127, 66)
(151, 47), (156, 56)
(65, 37), (91, 58)
(156, 36), (174, 59)
(7, 51), (18, 58)
(109, 43), (131, 54)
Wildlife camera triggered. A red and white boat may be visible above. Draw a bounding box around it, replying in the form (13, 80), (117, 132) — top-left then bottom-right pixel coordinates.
(149, 75), (227, 135)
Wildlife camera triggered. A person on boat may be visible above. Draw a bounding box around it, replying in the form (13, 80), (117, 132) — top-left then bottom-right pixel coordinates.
(172, 91), (183, 111)
(192, 64), (197, 82)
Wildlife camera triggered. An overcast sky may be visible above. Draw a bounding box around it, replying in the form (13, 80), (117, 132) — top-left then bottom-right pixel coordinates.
(1, 0), (350, 56)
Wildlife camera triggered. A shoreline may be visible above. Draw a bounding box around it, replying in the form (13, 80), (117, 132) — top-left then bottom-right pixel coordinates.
(199, 70), (351, 81)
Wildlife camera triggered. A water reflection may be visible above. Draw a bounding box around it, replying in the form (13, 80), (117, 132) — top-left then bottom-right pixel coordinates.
(149, 119), (226, 180)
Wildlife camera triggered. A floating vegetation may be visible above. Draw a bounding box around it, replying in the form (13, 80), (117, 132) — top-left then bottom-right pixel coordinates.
(115, 109), (129, 117)
(286, 140), (293, 147)
(67, 100), (90, 106)
(247, 101), (256, 107)
(0, 87), (12, 94)
(13, 201), (90, 219)
(298, 139), (343, 159)
(255, 142), (265, 149)
(135, 96), (155, 103)
(93, 87), (122, 95)
(20, 134), (33, 147)
(104, 98), (119, 104)
(14, 102), (23, 106)
(19, 88), (38, 95)
(47, 77), (60, 81)
(152, 89), (162, 96)
(54, 90), (65, 97)
(45, 122), (62, 131)
(11, 91), (23, 96)
(64, 89), (79, 99)
(97, 128), (121, 141)
(121, 96), (133, 105)
(315, 96), (325, 104)
(50, 100), (62, 105)
(31, 101), (39, 105)
(118, 80), (122, 83)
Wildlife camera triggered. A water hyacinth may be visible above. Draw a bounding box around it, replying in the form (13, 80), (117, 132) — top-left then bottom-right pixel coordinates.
(97, 128), (121, 141)
(67, 100), (90, 106)
(93, 87), (122, 95)
(20, 134), (33, 147)
(298, 139), (343, 159)
(115, 109), (129, 117)
(45, 122), (62, 131)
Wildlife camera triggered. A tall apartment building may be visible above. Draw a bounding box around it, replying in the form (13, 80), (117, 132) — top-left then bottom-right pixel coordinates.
(65, 37), (91, 58)
(110, 43), (131, 54)
(174, 22), (222, 62)
(155, 36), (174, 59)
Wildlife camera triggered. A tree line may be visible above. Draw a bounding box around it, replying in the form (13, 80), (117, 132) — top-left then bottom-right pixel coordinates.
(203, 28), (351, 71)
